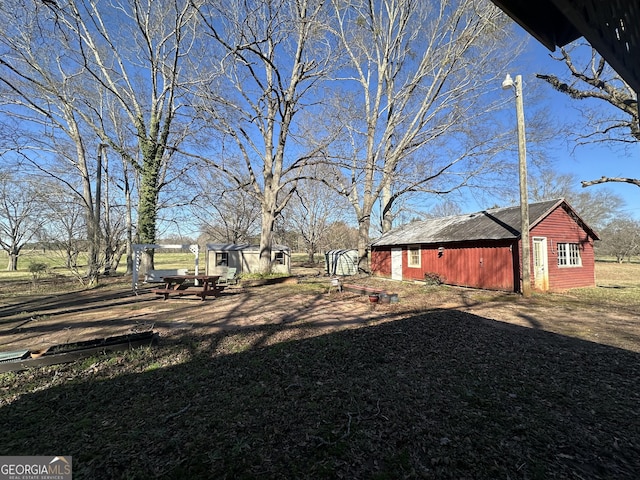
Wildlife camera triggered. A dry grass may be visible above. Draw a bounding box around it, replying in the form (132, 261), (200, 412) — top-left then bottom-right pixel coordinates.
(595, 260), (640, 284)
(555, 262), (640, 314)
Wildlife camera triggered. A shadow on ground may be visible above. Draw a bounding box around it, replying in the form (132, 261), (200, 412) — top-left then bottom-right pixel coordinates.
(0, 283), (386, 352)
(1, 309), (639, 479)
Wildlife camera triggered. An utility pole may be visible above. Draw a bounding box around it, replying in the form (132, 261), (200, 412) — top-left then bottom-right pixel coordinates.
(503, 74), (531, 297)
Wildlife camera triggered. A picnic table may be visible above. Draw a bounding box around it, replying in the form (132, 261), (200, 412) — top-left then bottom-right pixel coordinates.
(152, 274), (223, 301)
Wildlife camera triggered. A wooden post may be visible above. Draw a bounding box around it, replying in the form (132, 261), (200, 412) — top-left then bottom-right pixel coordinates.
(514, 75), (531, 297)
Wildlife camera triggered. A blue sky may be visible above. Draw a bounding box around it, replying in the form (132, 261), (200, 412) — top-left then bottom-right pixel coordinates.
(512, 31), (640, 221)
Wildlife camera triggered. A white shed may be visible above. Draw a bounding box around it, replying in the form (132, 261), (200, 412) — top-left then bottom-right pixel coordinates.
(206, 244), (291, 275)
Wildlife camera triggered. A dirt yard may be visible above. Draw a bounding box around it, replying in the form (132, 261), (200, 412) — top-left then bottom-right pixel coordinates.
(1, 270), (638, 354)
(2, 269), (640, 479)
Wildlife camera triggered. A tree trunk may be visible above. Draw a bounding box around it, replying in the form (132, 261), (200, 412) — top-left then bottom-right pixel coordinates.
(137, 126), (168, 272)
(7, 252), (18, 271)
(85, 230), (100, 284)
(66, 249), (79, 269)
(137, 176), (159, 272)
(138, 183), (158, 245)
(258, 206), (276, 273)
(125, 245), (134, 276)
(109, 243), (127, 274)
(356, 216), (371, 273)
(381, 184), (394, 234)
(82, 168), (99, 280)
(125, 175), (134, 275)
(137, 246), (154, 276)
(103, 243), (114, 276)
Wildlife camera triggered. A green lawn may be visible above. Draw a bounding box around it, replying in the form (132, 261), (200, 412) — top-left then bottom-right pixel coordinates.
(0, 250), (203, 282)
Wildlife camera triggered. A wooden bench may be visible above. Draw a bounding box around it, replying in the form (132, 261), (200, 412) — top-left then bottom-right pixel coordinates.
(151, 286), (225, 300)
(144, 269), (188, 283)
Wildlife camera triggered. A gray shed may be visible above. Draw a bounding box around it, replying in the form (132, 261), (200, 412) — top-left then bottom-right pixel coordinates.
(206, 243), (291, 275)
(325, 249), (358, 276)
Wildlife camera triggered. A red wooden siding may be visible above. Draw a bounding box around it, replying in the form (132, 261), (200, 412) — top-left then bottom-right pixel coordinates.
(529, 206), (597, 290)
(372, 240), (518, 291)
(371, 248), (391, 276)
(371, 203), (597, 292)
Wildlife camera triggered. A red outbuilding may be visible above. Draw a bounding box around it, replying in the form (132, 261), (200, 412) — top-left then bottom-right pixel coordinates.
(370, 199), (600, 292)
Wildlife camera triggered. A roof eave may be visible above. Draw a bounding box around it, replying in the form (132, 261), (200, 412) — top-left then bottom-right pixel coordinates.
(489, 0), (640, 94)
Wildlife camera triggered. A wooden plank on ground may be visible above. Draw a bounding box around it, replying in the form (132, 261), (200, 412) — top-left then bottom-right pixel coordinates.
(0, 332), (158, 373)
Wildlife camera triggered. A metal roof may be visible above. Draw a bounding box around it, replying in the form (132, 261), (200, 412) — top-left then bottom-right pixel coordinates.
(371, 198), (598, 247)
(206, 243), (290, 252)
(490, 0), (640, 93)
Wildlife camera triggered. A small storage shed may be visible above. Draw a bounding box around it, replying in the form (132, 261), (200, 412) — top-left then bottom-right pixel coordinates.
(206, 243), (291, 275)
(370, 199), (599, 292)
(325, 249), (359, 276)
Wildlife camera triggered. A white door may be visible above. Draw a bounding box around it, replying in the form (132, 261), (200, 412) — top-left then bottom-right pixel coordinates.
(533, 237), (549, 291)
(391, 248), (403, 281)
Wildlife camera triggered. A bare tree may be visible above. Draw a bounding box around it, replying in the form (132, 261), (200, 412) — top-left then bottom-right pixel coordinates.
(537, 44), (639, 144)
(0, 0), (201, 280)
(190, 173), (261, 244)
(283, 171), (350, 263)
(96, 94), (141, 275)
(194, 0), (334, 272)
(53, 0), (201, 271)
(597, 218), (640, 263)
(42, 184), (86, 271)
(322, 221), (359, 251)
(526, 167), (624, 230)
(326, 0), (521, 270)
(536, 43), (639, 189)
(0, 173), (45, 270)
(426, 199), (463, 219)
(0, 0), (105, 283)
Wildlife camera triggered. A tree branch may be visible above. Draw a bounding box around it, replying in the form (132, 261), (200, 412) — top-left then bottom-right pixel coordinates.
(581, 176), (640, 188)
